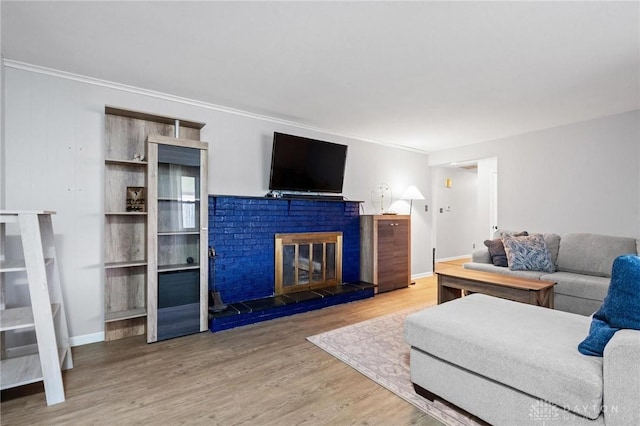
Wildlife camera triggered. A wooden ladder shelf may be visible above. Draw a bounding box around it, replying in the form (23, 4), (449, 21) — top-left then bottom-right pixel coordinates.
(0, 211), (73, 405)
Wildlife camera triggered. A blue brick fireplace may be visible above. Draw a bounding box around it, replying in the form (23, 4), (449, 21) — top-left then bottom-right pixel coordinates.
(207, 195), (374, 331)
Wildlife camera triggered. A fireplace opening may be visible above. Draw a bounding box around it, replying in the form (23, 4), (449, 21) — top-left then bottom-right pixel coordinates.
(275, 232), (343, 295)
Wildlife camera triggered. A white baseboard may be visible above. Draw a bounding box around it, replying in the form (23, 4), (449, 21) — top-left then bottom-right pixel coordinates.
(435, 254), (471, 263)
(70, 332), (104, 347)
(411, 272), (434, 279)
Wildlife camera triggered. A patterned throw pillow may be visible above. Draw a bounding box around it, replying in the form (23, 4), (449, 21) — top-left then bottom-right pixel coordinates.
(484, 231), (528, 267)
(502, 233), (555, 272)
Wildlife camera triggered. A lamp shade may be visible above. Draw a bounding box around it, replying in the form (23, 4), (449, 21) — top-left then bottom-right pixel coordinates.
(401, 185), (425, 200)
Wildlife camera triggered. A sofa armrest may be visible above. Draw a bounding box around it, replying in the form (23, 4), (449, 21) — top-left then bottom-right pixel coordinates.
(470, 248), (491, 264)
(603, 329), (640, 425)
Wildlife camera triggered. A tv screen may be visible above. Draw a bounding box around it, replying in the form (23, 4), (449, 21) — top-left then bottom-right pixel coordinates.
(268, 132), (347, 194)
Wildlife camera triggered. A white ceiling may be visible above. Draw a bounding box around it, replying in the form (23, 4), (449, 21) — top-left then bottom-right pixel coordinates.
(2, 1), (639, 153)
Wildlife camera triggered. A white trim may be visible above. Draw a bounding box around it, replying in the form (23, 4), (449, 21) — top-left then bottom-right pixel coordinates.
(435, 255), (471, 263)
(411, 272), (433, 279)
(3, 59), (426, 154)
(70, 331), (104, 347)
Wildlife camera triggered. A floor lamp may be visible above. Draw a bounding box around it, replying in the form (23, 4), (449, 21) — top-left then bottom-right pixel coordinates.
(401, 185), (425, 284)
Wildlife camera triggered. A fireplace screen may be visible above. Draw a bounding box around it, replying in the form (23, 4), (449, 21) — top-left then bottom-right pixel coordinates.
(275, 232), (342, 295)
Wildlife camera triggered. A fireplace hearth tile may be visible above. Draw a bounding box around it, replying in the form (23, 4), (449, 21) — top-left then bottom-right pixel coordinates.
(345, 281), (377, 290)
(317, 282), (372, 296)
(232, 303), (252, 314)
(280, 290), (325, 303)
(242, 297), (287, 311)
(209, 283), (375, 332)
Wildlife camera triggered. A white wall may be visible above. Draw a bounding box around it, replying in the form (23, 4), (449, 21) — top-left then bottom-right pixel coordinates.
(2, 65), (432, 344)
(431, 166), (478, 259)
(430, 111), (640, 239)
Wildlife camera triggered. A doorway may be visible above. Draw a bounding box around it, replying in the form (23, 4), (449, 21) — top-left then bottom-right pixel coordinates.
(431, 157), (497, 264)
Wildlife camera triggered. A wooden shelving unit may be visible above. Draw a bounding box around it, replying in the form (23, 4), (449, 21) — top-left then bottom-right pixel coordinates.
(0, 211), (73, 405)
(103, 106), (205, 341)
(360, 215), (411, 293)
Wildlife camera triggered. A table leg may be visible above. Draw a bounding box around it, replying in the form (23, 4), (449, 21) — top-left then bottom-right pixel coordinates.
(437, 276), (463, 304)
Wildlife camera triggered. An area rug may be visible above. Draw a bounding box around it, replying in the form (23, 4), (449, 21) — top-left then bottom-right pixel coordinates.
(307, 305), (483, 426)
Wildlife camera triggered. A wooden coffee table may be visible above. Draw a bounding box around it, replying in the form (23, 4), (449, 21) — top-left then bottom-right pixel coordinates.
(435, 263), (556, 308)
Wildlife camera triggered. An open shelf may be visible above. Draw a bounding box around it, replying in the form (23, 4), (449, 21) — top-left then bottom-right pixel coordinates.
(0, 347), (70, 391)
(105, 159), (148, 167)
(0, 211), (73, 404)
(158, 263), (200, 272)
(104, 308), (147, 323)
(104, 260), (147, 269)
(0, 304), (61, 332)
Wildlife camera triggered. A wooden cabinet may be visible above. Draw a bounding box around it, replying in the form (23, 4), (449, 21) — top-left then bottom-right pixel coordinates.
(103, 107), (205, 341)
(1, 211), (73, 405)
(146, 135), (208, 342)
(360, 215), (411, 293)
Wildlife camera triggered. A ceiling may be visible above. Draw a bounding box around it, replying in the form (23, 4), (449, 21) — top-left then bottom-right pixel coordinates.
(2, 1), (639, 153)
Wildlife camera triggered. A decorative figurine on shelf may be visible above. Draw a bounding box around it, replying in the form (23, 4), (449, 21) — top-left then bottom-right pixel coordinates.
(186, 257), (194, 264)
(132, 153), (144, 162)
(126, 186), (145, 212)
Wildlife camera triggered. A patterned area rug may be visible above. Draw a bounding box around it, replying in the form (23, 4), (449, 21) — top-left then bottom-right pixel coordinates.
(307, 305), (483, 426)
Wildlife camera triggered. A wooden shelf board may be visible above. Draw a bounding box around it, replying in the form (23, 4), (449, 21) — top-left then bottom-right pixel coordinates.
(158, 264), (200, 272)
(105, 159), (148, 166)
(0, 258), (54, 272)
(105, 308), (147, 323)
(0, 347), (69, 390)
(104, 260), (147, 269)
(104, 212), (148, 216)
(0, 210), (57, 216)
(0, 353), (43, 390)
(158, 231), (200, 236)
(0, 304), (60, 332)
(105, 106), (205, 129)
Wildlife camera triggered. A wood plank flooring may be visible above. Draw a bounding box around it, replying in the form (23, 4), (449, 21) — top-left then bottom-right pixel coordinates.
(1, 277), (442, 425)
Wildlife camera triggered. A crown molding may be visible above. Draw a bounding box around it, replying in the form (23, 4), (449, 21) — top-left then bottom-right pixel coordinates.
(2, 59), (428, 154)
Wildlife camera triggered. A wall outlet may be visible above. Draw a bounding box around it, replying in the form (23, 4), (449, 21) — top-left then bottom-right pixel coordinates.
(424, 205), (428, 212)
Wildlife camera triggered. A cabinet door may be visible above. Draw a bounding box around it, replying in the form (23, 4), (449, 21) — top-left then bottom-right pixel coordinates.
(391, 219), (410, 289)
(376, 219), (410, 291)
(147, 137), (208, 342)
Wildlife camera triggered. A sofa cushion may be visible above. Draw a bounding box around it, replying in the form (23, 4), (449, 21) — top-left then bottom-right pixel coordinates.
(541, 271), (610, 301)
(556, 233), (637, 277)
(503, 234), (555, 273)
(543, 233), (561, 265)
(470, 248), (492, 264)
(405, 294), (603, 419)
(579, 255), (640, 356)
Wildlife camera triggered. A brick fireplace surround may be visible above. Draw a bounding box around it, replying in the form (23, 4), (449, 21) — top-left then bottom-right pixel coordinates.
(207, 196), (374, 331)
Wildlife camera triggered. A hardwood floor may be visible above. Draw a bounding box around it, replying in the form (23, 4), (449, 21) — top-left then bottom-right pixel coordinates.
(1, 277), (442, 425)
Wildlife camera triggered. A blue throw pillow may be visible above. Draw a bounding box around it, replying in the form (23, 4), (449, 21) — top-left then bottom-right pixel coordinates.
(578, 254), (640, 356)
(502, 233), (555, 273)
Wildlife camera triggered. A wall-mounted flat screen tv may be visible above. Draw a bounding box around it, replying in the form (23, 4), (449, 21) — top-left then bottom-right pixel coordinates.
(268, 132), (348, 194)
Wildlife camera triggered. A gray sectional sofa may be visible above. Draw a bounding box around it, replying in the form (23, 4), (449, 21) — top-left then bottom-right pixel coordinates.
(405, 294), (640, 425)
(464, 231), (639, 315)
